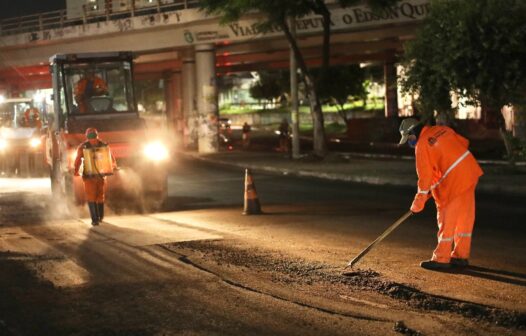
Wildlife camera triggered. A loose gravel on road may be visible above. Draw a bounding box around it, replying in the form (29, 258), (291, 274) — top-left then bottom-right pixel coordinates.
(168, 240), (526, 331)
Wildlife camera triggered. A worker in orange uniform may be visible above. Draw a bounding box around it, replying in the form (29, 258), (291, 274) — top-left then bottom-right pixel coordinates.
(74, 70), (108, 113)
(399, 118), (483, 270)
(74, 128), (115, 226)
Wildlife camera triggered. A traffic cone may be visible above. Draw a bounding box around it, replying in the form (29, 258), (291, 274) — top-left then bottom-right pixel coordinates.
(243, 168), (262, 215)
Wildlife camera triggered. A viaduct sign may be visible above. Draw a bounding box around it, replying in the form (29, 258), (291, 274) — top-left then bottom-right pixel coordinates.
(217, 1), (429, 41)
(1, 0), (430, 49)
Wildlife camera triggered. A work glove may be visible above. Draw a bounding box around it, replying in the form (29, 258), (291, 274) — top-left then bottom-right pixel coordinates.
(410, 192), (430, 213)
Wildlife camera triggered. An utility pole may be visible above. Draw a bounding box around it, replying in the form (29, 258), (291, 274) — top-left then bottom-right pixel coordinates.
(289, 17), (300, 159)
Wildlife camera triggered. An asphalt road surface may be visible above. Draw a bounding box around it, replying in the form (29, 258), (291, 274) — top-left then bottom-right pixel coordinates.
(0, 159), (525, 336)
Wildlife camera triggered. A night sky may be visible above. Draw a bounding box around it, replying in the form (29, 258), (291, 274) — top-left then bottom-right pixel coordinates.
(0, 0), (66, 20)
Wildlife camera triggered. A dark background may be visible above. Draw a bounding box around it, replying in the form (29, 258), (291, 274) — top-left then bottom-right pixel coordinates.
(0, 0), (65, 20)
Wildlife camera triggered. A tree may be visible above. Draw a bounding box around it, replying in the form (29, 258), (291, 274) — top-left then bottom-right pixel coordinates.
(401, 0), (526, 136)
(199, 0), (398, 157)
(316, 65), (367, 128)
(249, 71), (283, 110)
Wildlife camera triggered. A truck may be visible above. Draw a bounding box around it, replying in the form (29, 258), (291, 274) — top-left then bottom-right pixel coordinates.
(0, 97), (46, 176)
(45, 52), (169, 210)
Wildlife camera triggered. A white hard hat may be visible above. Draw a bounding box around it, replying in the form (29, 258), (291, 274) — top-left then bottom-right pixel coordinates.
(399, 118), (419, 145)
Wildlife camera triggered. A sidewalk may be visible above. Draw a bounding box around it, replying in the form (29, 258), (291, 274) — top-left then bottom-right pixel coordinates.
(184, 150), (526, 197)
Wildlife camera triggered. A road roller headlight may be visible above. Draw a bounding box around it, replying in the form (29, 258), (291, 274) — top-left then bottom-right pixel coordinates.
(69, 150), (78, 164)
(29, 138), (41, 148)
(143, 141), (169, 161)
(0, 138), (7, 150)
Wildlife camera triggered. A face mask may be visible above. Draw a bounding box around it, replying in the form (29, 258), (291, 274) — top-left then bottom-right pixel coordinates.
(408, 137), (417, 148)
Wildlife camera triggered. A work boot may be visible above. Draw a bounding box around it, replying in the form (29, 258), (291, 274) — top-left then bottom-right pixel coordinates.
(97, 203), (104, 222)
(450, 258), (469, 267)
(88, 202), (99, 226)
(420, 260), (452, 270)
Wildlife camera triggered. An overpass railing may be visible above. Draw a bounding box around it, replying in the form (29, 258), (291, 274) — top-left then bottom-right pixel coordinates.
(0, 0), (200, 37)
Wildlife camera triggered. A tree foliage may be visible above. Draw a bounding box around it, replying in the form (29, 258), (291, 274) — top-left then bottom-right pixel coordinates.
(316, 65), (367, 125)
(401, 0), (526, 125)
(249, 71), (284, 109)
(200, 0), (398, 157)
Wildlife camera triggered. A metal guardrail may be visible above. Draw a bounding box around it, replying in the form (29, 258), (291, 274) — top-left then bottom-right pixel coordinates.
(0, 0), (200, 37)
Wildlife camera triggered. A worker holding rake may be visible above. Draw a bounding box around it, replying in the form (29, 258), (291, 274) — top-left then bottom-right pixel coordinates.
(399, 118), (483, 270)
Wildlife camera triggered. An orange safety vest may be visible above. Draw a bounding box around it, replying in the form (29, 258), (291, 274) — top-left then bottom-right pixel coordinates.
(415, 126), (483, 207)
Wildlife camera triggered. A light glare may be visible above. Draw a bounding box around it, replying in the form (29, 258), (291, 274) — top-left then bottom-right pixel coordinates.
(29, 138), (41, 148)
(143, 142), (169, 161)
(33, 92), (45, 103)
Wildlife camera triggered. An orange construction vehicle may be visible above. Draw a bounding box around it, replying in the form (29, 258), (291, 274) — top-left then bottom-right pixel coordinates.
(0, 97), (46, 176)
(45, 52), (169, 209)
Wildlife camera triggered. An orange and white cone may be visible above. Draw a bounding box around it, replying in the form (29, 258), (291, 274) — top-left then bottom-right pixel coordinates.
(243, 168), (262, 215)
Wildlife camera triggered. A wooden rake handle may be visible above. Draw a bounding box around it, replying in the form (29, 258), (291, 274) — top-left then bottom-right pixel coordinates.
(345, 211), (413, 269)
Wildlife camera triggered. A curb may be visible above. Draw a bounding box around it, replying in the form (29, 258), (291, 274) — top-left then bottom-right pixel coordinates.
(183, 152), (526, 197)
(185, 153), (419, 189)
(340, 152), (526, 166)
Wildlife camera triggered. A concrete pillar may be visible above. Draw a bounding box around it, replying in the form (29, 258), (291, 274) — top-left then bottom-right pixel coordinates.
(164, 70), (183, 149)
(182, 51), (198, 150)
(164, 72), (174, 126)
(195, 43), (218, 154)
(384, 61), (399, 118)
(173, 71), (183, 138)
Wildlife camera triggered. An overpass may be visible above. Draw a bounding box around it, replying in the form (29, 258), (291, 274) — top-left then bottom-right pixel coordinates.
(0, 0), (430, 152)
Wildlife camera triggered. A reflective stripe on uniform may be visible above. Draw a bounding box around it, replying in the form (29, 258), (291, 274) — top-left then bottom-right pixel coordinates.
(438, 236), (454, 243)
(456, 233), (472, 238)
(419, 151), (471, 194)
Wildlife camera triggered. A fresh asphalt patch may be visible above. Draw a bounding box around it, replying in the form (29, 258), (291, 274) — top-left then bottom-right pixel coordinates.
(165, 240), (526, 331)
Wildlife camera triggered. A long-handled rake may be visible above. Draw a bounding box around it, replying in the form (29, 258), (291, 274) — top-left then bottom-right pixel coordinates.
(343, 211), (413, 273)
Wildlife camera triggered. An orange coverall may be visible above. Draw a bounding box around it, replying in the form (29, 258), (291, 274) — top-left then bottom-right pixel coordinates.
(74, 140), (114, 203)
(74, 76), (108, 113)
(411, 126), (483, 263)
